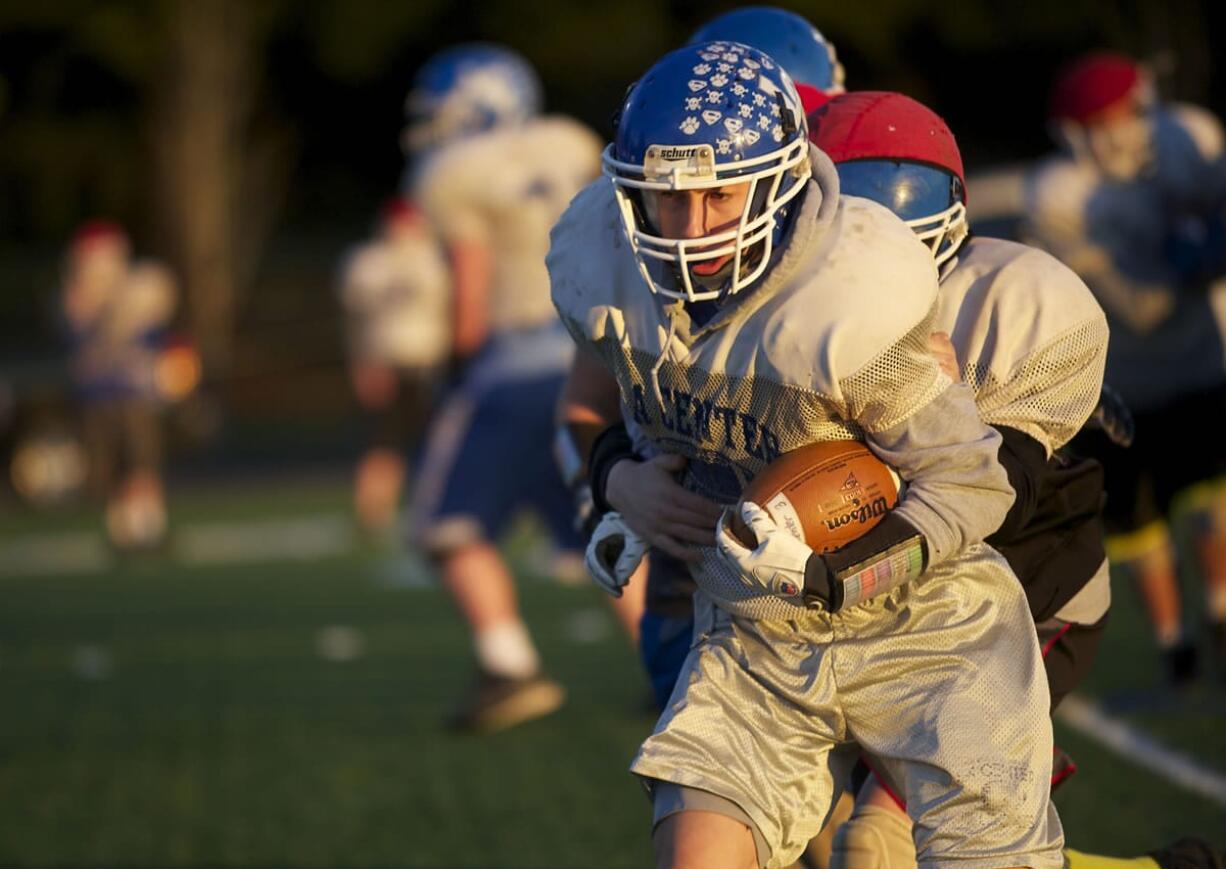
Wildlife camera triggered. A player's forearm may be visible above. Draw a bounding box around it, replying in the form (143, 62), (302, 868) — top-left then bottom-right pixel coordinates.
(868, 383), (1015, 566)
(449, 240), (491, 358)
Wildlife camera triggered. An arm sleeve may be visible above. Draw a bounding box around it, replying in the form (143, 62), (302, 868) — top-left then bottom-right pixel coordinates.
(987, 425), (1049, 544)
(866, 382), (1016, 567)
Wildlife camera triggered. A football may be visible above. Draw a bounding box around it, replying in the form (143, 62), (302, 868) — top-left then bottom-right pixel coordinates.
(730, 440), (902, 552)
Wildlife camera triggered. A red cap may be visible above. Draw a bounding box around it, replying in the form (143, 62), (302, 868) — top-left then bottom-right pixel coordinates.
(796, 84), (831, 116)
(1049, 52), (1141, 123)
(70, 219), (128, 253)
(379, 197), (420, 227)
(809, 91), (965, 198)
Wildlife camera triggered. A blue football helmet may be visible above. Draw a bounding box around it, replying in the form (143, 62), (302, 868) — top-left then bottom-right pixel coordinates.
(604, 41), (812, 302)
(688, 7), (844, 102)
(402, 43), (542, 154)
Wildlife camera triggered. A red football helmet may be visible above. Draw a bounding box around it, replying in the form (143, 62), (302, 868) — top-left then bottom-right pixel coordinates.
(810, 91), (968, 271)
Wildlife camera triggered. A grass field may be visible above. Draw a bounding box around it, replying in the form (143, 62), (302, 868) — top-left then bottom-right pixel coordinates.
(1, 479), (1224, 867)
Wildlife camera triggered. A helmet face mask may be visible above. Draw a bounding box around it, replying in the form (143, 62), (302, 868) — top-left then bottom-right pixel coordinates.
(1048, 52), (1155, 181)
(836, 160), (968, 269)
(1055, 105), (1154, 181)
(605, 42), (812, 303)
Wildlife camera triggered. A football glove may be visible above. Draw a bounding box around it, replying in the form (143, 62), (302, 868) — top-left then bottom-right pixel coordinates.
(584, 511), (648, 598)
(716, 502), (927, 613)
(714, 502), (815, 606)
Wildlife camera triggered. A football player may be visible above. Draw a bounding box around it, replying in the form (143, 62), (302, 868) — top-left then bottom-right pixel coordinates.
(808, 90), (1223, 869)
(404, 44), (635, 732)
(338, 197), (450, 536)
(62, 221), (177, 551)
(567, 3), (853, 718)
(549, 42), (1063, 869)
(1024, 52), (1226, 685)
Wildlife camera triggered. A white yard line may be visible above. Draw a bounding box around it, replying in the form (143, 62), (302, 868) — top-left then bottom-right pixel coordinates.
(172, 514), (355, 565)
(0, 531), (112, 577)
(0, 513), (357, 574)
(1056, 693), (1226, 808)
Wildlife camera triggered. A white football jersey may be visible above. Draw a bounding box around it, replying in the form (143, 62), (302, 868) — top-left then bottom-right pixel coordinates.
(938, 236), (1108, 454)
(550, 148), (1014, 620)
(415, 116), (602, 334)
(1025, 104), (1226, 410)
(338, 224), (451, 369)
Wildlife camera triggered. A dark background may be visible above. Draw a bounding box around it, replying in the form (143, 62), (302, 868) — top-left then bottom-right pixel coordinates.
(1, 0), (1222, 467)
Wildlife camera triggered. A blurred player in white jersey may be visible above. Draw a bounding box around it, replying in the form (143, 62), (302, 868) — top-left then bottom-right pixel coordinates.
(338, 197), (450, 536)
(551, 42), (1063, 869)
(62, 221), (178, 550)
(403, 44), (623, 733)
(811, 90), (1223, 869)
(1025, 52), (1226, 685)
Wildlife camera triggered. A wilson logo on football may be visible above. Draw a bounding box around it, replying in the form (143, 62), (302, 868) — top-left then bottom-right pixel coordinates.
(823, 496), (890, 532)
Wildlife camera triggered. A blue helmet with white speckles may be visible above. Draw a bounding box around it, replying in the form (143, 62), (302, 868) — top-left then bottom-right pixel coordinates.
(402, 43), (541, 155)
(688, 7), (845, 112)
(604, 41), (811, 302)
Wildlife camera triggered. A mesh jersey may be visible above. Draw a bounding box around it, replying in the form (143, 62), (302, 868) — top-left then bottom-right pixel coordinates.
(938, 236), (1108, 454)
(1024, 104), (1226, 410)
(414, 116), (602, 334)
(550, 148), (1014, 620)
(338, 226), (451, 369)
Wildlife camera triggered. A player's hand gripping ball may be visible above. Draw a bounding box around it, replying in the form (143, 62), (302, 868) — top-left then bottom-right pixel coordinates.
(728, 440), (903, 552)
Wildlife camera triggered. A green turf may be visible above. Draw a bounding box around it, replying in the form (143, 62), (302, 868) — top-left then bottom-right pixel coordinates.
(1, 485), (1224, 866)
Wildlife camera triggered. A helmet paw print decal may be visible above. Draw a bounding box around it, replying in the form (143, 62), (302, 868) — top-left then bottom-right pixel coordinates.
(675, 42), (798, 154)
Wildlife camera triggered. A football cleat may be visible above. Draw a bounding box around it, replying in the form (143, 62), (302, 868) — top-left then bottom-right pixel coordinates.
(447, 669), (565, 734)
(1163, 639), (1201, 688)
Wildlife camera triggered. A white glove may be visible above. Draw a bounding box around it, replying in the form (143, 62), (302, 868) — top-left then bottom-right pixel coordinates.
(714, 501), (814, 603)
(584, 511), (648, 598)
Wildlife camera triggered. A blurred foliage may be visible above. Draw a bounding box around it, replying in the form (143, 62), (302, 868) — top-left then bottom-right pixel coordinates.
(2, 0), (1220, 243)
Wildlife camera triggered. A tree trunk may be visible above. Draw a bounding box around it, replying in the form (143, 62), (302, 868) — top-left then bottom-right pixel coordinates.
(151, 0), (254, 377)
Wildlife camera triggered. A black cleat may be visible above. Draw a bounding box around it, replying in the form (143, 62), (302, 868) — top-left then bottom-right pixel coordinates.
(1149, 837), (1225, 869)
(1164, 640), (1201, 688)
(1210, 621), (1226, 683)
(447, 670), (565, 734)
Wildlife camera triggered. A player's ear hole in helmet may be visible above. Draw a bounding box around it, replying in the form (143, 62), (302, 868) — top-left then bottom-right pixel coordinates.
(603, 41), (813, 303)
(809, 91), (969, 272)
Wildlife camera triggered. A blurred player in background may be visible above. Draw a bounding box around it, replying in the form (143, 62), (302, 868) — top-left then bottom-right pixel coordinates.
(553, 41), (1064, 869)
(811, 90), (1222, 869)
(61, 220), (177, 550)
(338, 197), (450, 537)
(1025, 52), (1226, 686)
(403, 44), (633, 733)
